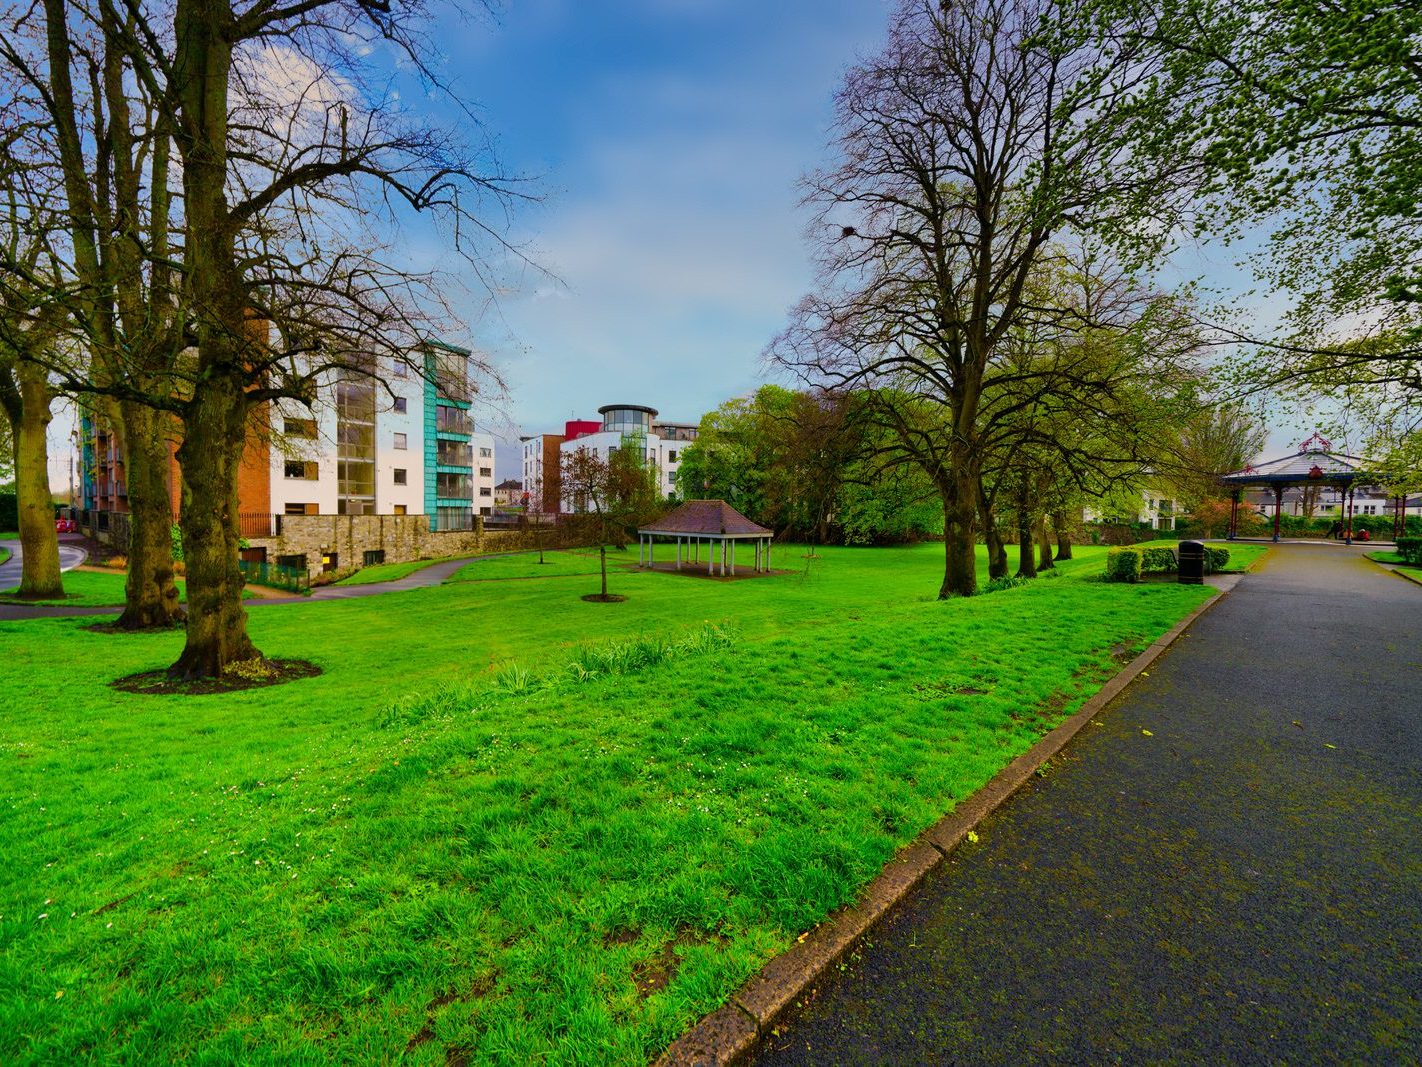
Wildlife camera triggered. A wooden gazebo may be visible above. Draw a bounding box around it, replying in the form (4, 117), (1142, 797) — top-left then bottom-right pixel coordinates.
(636, 500), (773, 576)
(1220, 433), (1390, 544)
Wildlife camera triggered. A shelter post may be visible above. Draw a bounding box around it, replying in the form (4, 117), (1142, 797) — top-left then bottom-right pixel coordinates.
(1272, 486), (1284, 543)
(1228, 490), (1241, 540)
(1345, 488), (1355, 545)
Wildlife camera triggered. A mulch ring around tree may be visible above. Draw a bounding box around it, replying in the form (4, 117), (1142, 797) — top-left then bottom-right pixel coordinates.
(580, 593), (628, 603)
(111, 658), (322, 696)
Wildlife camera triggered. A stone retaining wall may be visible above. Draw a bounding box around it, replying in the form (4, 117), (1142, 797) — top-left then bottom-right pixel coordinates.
(245, 514), (578, 573)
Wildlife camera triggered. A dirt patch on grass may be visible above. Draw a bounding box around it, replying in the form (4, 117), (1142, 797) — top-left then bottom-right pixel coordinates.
(581, 593), (627, 603)
(110, 659), (322, 695)
(405, 972), (501, 1052)
(82, 620), (185, 635)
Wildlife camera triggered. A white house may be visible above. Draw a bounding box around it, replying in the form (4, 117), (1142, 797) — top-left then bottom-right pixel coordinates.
(556, 404), (698, 511)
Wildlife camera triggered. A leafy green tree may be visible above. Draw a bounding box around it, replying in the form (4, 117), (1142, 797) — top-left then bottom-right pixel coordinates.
(562, 438), (662, 602)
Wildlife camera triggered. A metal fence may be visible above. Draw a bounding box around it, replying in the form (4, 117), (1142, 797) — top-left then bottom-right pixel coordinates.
(237, 559), (310, 593)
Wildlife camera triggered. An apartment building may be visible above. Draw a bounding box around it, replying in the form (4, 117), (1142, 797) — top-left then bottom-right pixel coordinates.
(554, 403), (698, 512)
(79, 342), (495, 529)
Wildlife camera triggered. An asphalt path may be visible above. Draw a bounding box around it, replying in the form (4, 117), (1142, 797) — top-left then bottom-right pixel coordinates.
(757, 542), (1422, 1065)
(0, 537), (88, 592)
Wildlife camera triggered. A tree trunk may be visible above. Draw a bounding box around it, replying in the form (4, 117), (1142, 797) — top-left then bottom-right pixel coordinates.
(1015, 486), (1037, 579)
(1052, 510), (1073, 560)
(980, 498), (1008, 579)
(169, 379), (261, 680)
(1036, 514), (1054, 571)
(600, 543), (608, 597)
(115, 401), (184, 629)
(5, 363), (63, 597)
(938, 464), (979, 598)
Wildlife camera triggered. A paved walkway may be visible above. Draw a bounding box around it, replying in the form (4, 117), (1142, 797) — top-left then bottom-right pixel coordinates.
(757, 542), (1422, 1064)
(0, 537), (88, 591)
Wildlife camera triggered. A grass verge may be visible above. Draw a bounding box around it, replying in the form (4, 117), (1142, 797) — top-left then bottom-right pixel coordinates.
(0, 543), (1214, 1064)
(1, 569), (253, 607)
(446, 547), (611, 582)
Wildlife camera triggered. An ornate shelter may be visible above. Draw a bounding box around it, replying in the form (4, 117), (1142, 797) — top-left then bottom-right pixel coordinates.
(1219, 433), (1397, 544)
(636, 500), (773, 576)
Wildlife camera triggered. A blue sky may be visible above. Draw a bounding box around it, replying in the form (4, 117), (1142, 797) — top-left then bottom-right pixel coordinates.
(421, 0), (891, 463)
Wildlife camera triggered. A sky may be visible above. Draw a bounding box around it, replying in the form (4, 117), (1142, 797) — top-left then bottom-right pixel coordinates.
(421, 0), (892, 471)
(44, 0), (1318, 490)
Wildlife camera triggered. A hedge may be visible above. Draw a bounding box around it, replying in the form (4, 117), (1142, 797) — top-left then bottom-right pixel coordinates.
(1205, 546), (1230, 572)
(1140, 546), (1178, 573)
(1105, 546), (1143, 583)
(1398, 537), (1422, 565)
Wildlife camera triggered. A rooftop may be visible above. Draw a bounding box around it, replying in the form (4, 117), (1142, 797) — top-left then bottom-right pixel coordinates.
(639, 499), (771, 537)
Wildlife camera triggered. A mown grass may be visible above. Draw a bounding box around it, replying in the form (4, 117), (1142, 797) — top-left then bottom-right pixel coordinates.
(446, 547), (612, 582)
(0, 543), (1217, 1064)
(1365, 549), (1410, 566)
(0, 546), (9, 566)
(1, 569), (252, 606)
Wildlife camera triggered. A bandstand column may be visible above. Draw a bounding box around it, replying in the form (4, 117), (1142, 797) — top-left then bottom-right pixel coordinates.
(1272, 486), (1284, 543)
(1345, 487), (1355, 545)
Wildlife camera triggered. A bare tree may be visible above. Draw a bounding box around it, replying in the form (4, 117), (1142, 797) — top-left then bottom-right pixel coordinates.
(770, 0), (1190, 598)
(2, 0), (525, 678)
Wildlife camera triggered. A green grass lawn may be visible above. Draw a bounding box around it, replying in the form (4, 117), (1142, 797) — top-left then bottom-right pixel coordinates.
(1365, 549), (1410, 565)
(1, 570), (253, 606)
(0, 546), (9, 566)
(0, 543), (1218, 1064)
(446, 547), (614, 582)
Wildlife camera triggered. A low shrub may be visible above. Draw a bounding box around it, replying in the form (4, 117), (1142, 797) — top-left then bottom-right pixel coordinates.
(1397, 537), (1422, 565)
(1139, 546), (1178, 573)
(1105, 547), (1142, 583)
(1204, 546), (1230, 572)
(983, 575), (1028, 593)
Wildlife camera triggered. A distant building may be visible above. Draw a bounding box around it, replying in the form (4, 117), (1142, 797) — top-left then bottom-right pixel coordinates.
(79, 342), (495, 530)
(494, 479), (523, 506)
(554, 404), (698, 512)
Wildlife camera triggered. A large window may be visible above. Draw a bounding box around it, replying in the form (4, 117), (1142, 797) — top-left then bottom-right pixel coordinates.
(437, 472), (472, 498)
(393, 468), (407, 486)
(285, 418), (317, 439)
(436, 506), (474, 531)
(336, 381), (376, 516)
(393, 397), (407, 414)
(436, 405), (471, 435)
(437, 439), (473, 467)
(284, 461), (318, 480)
(393, 432), (408, 450)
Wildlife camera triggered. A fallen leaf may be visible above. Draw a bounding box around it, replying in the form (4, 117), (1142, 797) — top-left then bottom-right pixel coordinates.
(1324, 743), (1337, 750)
(1141, 729), (1154, 737)
(54, 990), (63, 1000)
(1292, 721), (1303, 728)
(967, 830), (980, 844)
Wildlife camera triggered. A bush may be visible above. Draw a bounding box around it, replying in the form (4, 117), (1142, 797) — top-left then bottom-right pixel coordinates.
(1204, 546), (1230, 572)
(1139, 546), (1178, 573)
(1398, 537), (1422, 565)
(170, 523), (184, 562)
(983, 575), (1028, 593)
(0, 490), (16, 531)
(1105, 547), (1142, 583)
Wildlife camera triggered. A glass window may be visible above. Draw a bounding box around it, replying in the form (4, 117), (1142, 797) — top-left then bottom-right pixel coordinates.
(393, 468), (407, 485)
(479, 467), (492, 477)
(394, 397), (407, 414)
(394, 432), (407, 449)
(285, 418), (317, 439)
(479, 487), (492, 496)
(284, 461), (317, 480)
(668, 450), (677, 463)
(479, 447), (492, 458)
(394, 504), (407, 515)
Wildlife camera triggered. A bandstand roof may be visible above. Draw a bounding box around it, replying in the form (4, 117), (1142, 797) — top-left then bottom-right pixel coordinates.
(1221, 442), (1372, 489)
(638, 500), (771, 538)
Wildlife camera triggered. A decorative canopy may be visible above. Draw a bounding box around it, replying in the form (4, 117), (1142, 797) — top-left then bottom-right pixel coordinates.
(638, 499), (771, 538)
(636, 500), (773, 577)
(1220, 434), (1371, 488)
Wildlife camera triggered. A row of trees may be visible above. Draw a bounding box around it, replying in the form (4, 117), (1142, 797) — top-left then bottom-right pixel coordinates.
(0, 0), (517, 677)
(760, 0), (1417, 598)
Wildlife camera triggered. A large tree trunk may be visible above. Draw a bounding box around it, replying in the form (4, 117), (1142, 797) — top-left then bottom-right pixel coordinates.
(939, 464), (979, 598)
(1036, 514), (1054, 571)
(115, 402), (184, 629)
(4, 363), (63, 597)
(1052, 510), (1073, 560)
(980, 497), (1008, 579)
(169, 380), (261, 680)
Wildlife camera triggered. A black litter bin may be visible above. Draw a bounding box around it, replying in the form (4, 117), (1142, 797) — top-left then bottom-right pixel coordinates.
(1177, 540), (1205, 585)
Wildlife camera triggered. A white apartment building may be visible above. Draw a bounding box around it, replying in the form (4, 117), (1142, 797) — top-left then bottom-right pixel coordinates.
(266, 345), (496, 527)
(557, 404), (698, 511)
